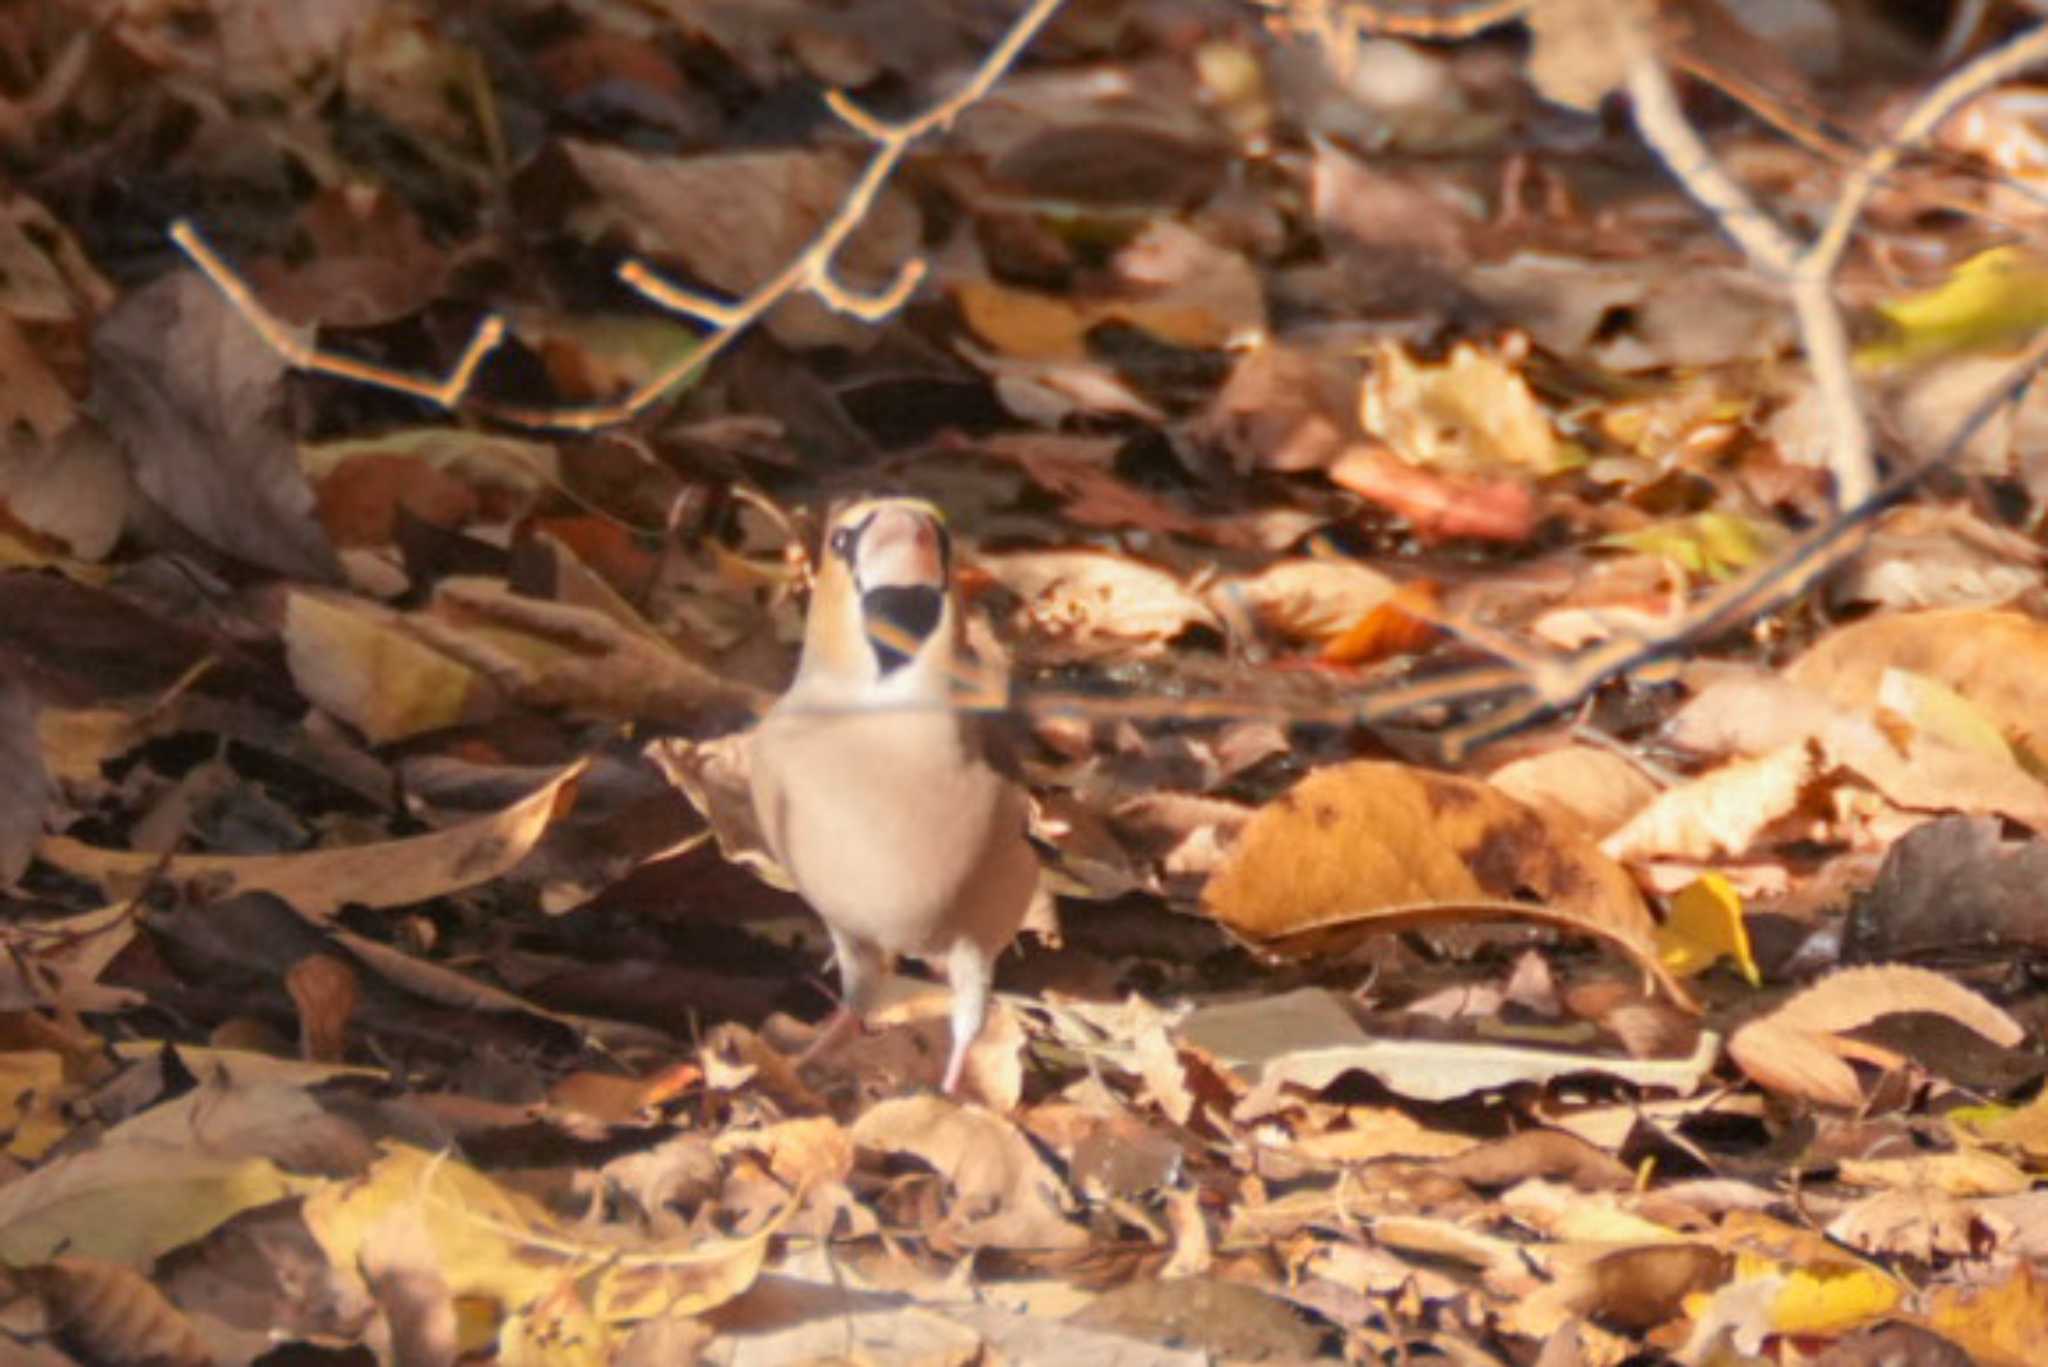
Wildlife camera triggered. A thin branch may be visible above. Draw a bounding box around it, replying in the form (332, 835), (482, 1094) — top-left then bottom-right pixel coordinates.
(170, 220), (509, 411)
(171, 0), (1069, 431)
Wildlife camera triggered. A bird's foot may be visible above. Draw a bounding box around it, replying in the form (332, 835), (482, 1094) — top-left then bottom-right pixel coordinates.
(794, 1005), (867, 1070)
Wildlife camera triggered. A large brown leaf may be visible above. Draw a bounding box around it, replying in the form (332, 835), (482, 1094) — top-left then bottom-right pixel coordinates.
(1202, 760), (1692, 1007)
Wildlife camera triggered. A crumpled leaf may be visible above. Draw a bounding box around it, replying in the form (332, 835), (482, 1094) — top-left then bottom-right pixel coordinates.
(1359, 337), (1570, 476)
(980, 548), (1221, 662)
(305, 1142), (776, 1339)
(850, 1096), (1088, 1250)
(1601, 743), (1819, 863)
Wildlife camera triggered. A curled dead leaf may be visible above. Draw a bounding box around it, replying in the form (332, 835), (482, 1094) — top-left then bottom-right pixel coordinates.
(1728, 965), (2023, 1107)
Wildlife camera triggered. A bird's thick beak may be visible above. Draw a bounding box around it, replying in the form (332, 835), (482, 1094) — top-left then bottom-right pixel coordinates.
(854, 505), (947, 591)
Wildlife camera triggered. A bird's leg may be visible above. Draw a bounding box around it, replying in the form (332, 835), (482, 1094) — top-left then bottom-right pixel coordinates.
(797, 929), (884, 1069)
(941, 937), (996, 1095)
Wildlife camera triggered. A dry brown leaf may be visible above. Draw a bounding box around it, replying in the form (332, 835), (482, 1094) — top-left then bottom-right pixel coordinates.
(1827, 1188), (2001, 1263)
(1834, 503), (2045, 612)
(419, 576), (770, 722)
(1203, 760), (1692, 1007)
(1556, 1243), (1732, 1333)
(1204, 557), (1397, 644)
(16, 1256), (212, 1367)
(1600, 743), (1818, 862)
(1789, 609), (2048, 767)
(1200, 338), (1358, 474)
(980, 548), (1220, 662)
(1724, 1015), (1866, 1109)
(1728, 965), (2024, 1107)
(1488, 745), (1662, 839)
(0, 677), (48, 888)
(0, 421), (130, 561)
(332, 927), (669, 1051)
(1769, 963), (2023, 1044)
(1823, 717), (2048, 832)
(89, 271), (342, 583)
(37, 760), (586, 921)
(850, 1096), (1087, 1251)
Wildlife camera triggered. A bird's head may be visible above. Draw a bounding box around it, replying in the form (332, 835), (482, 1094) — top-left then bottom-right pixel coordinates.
(798, 496), (956, 688)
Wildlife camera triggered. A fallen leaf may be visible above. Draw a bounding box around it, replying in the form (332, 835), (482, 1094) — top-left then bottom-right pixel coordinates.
(1601, 743), (1819, 863)
(1203, 760), (1692, 1007)
(1359, 337), (1569, 476)
(1788, 609), (2048, 769)
(1728, 965), (2023, 1107)
(980, 548), (1220, 662)
(284, 590), (499, 744)
(0, 676), (48, 887)
(14, 1256), (213, 1367)
(0, 1143), (305, 1269)
(1656, 873), (1759, 985)
(850, 1096), (1087, 1250)
(88, 271), (341, 583)
(36, 760), (586, 921)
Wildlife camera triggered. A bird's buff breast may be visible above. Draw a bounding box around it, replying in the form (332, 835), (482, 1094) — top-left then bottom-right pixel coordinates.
(751, 708), (1013, 955)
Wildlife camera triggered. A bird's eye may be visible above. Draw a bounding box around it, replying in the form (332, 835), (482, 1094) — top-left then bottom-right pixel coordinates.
(828, 526), (858, 562)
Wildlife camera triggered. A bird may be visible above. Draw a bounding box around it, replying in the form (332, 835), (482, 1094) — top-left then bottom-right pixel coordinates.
(747, 496), (1039, 1095)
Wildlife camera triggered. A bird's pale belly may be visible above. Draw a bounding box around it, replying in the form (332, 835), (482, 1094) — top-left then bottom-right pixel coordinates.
(761, 712), (1007, 955)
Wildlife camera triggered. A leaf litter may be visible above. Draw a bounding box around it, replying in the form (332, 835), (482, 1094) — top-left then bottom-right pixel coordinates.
(1, 0), (2047, 1362)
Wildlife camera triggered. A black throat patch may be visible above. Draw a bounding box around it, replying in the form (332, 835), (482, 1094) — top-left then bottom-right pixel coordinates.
(860, 585), (943, 674)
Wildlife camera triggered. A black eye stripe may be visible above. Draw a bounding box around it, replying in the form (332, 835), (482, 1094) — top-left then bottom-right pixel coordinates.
(827, 509), (877, 565)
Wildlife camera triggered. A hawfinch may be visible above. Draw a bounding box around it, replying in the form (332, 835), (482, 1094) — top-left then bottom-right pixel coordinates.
(748, 497), (1038, 1094)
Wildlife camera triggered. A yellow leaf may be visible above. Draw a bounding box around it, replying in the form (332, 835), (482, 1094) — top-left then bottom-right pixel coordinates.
(1924, 1261), (2048, 1366)
(1759, 1256), (1903, 1336)
(1657, 874), (1759, 986)
(1600, 511), (1775, 581)
(284, 591), (495, 743)
(1860, 246), (2048, 368)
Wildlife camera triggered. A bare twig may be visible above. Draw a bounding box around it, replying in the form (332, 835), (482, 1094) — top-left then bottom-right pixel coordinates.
(171, 0), (1069, 431)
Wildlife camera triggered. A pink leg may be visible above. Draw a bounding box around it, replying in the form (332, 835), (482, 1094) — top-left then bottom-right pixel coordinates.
(796, 1005), (866, 1067)
(795, 929), (882, 1070)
